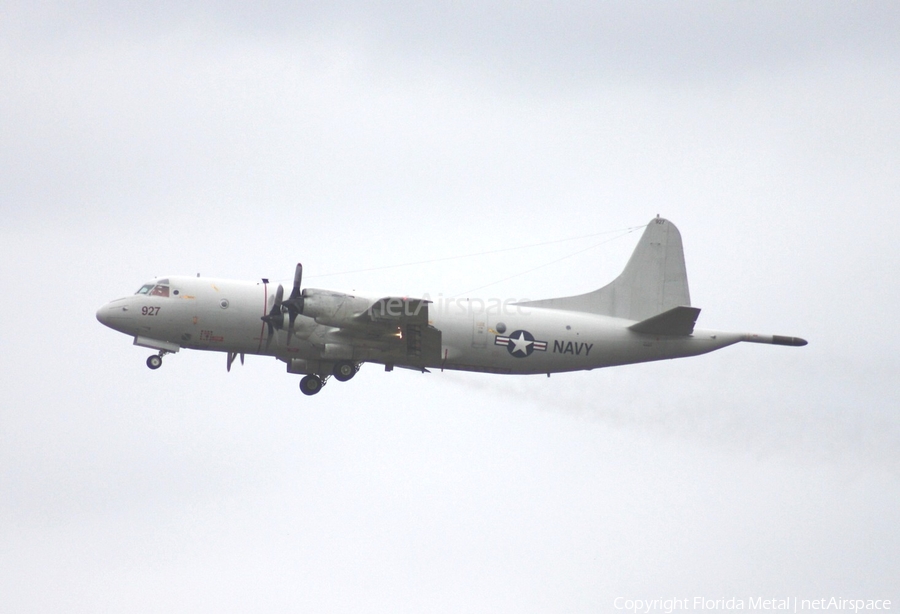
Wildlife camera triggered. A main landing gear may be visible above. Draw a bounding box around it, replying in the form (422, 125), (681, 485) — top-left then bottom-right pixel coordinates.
(298, 362), (359, 396)
(299, 374), (324, 396)
(332, 360), (357, 382)
(146, 351), (169, 370)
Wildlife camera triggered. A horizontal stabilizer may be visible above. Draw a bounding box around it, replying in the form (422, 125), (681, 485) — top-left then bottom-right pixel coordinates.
(628, 306), (701, 336)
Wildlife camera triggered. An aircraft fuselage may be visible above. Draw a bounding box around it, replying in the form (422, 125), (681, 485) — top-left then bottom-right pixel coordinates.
(96, 275), (744, 377)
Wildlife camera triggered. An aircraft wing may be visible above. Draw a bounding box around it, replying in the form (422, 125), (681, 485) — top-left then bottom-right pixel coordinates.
(355, 297), (430, 326)
(352, 297), (441, 367)
(301, 291), (441, 368)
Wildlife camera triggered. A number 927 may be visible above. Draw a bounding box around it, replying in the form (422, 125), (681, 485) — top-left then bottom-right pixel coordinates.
(141, 306), (160, 316)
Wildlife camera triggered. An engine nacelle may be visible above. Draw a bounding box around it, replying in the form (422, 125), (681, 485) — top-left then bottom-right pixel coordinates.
(287, 358), (334, 375)
(322, 343), (354, 359)
(286, 358), (313, 374)
(301, 289), (370, 327)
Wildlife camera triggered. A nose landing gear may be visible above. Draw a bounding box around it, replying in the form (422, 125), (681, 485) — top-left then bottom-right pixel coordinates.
(146, 350), (169, 370)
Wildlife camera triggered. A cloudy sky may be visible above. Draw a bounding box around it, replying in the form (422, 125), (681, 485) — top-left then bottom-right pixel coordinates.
(2, 2), (899, 612)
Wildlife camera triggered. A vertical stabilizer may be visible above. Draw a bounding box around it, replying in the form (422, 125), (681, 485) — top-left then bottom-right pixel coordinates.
(518, 217), (690, 321)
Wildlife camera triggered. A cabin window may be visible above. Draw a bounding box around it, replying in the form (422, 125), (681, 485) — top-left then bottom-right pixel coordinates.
(136, 284), (154, 295)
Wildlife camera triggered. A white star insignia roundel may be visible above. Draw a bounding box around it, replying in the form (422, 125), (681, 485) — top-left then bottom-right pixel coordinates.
(494, 330), (548, 358)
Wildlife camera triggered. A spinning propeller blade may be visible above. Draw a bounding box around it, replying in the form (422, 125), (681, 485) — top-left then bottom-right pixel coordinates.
(283, 263), (304, 345)
(261, 284), (284, 350)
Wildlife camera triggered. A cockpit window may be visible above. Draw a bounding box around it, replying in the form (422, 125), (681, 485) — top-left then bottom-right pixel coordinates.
(136, 280), (170, 297)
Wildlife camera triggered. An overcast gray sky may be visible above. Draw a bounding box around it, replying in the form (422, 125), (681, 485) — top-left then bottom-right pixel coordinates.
(2, 2), (899, 612)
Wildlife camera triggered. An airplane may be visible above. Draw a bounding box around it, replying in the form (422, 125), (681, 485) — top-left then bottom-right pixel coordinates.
(96, 217), (806, 396)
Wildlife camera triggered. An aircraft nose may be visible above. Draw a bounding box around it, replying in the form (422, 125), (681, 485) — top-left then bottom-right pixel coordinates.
(96, 300), (131, 330)
(96, 303), (112, 327)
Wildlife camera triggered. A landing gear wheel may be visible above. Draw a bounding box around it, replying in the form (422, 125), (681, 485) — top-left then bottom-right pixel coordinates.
(299, 374), (323, 396)
(146, 354), (163, 370)
(333, 361), (357, 382)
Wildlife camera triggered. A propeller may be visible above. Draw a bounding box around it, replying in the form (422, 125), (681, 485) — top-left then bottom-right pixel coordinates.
(261, 283), (285, 350)
(282, 263), (305, 345)
(260, 264), (305, 350)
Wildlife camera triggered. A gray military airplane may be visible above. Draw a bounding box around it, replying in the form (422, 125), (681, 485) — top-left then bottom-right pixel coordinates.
(96, 217), (806, 396)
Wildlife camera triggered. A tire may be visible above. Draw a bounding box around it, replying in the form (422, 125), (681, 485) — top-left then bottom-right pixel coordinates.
(332, 361), (357, 382)
(146, 355), (162, 370)
(299, 374), (323, 396)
